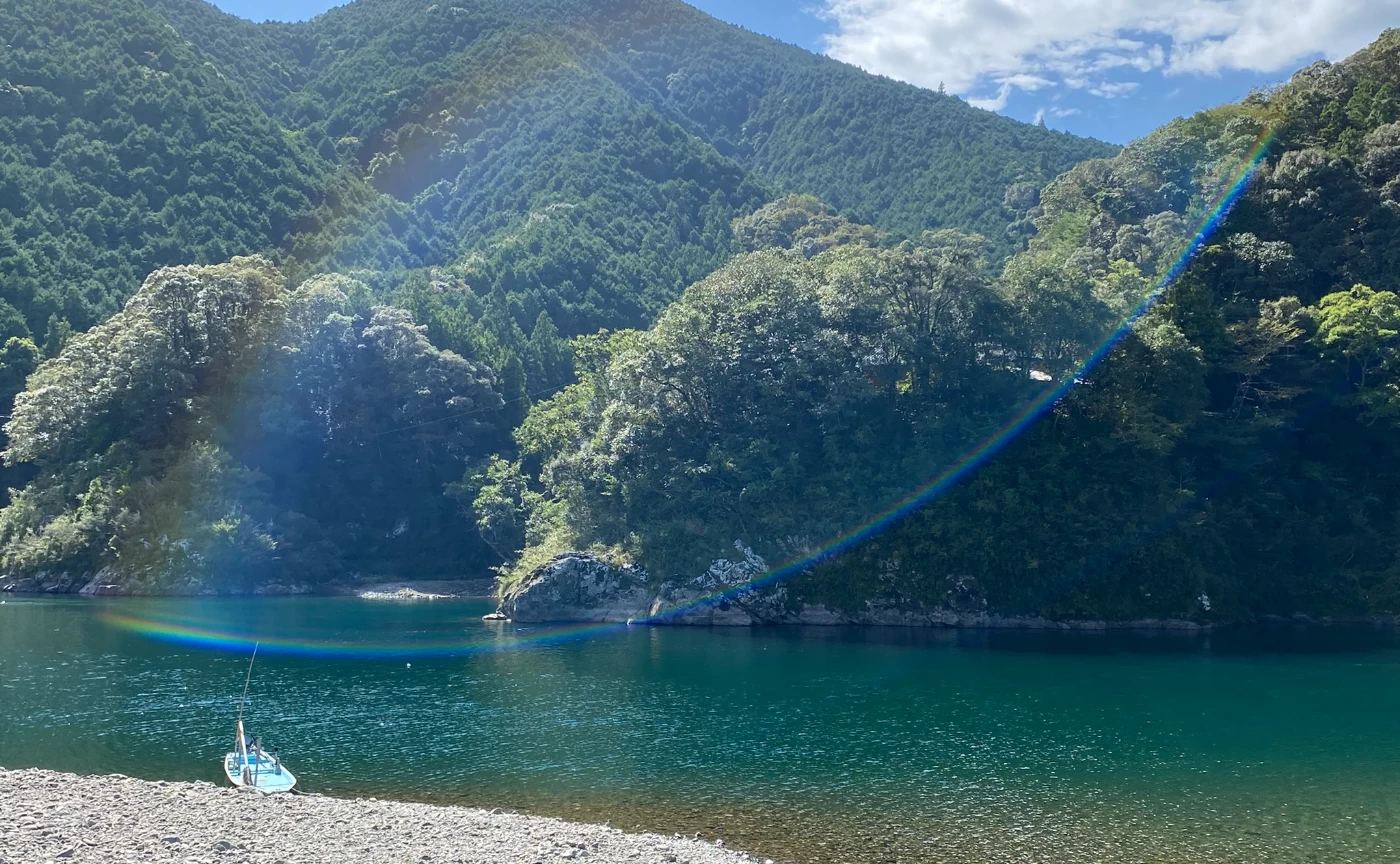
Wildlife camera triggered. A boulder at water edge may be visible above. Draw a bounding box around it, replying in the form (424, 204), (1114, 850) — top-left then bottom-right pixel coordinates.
(501, 554), (652, 622)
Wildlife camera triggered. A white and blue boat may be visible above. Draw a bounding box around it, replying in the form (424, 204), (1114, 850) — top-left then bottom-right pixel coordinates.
(222, 645), (297, 794)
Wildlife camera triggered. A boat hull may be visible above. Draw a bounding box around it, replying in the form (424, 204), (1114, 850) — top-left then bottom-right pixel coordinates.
(223, 752), (297, 794)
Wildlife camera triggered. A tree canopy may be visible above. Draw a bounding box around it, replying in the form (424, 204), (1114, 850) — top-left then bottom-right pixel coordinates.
(0, 0), (336, 337)
(138, 0), (1113, 331)
(0, 0), (1112, 445)
(0, 258), (504, 590)
(485, 30), (1400, 621)
(11, 1), (1400, 620)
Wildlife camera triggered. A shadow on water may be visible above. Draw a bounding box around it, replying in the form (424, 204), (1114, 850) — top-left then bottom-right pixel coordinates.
(729, 618), (1400, 656)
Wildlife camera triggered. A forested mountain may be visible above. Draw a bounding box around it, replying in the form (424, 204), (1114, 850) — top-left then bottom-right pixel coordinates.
(0, 0), (1112, 437)
(489, 31), (1400, 621)
(13, 0), (1400, 621)
(0, 0), (332, 339)
(144, 0), (1108, 239)
(134, 0), (1111, 331)
(0, 0), (1114, 577)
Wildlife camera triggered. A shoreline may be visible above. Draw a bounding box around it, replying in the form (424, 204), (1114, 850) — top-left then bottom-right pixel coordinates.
(0, 768), (764, 864)
(0, 576), (497, 599)
(3, 587), (1398, 631)
(493, 553), (1400, 631)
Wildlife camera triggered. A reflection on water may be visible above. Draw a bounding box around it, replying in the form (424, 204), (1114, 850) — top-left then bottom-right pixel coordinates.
(3, 596), (1400, 863)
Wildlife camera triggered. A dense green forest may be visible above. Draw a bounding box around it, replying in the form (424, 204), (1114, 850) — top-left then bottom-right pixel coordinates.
(141, 0), (1107, 257)
(0, 0), (330, 337)
(131, 0), (1111, 343)
(486, 31), (1400, 620)
(0, 0), (1111, 462)
(0, 0), (1112, 586)
(0, 0), (1114, 349)
(1, 258), (506, 589)
(7, 0), (1400, 620)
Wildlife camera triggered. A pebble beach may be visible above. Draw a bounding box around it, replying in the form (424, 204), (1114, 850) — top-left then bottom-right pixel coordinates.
(0, 769), (764, 864)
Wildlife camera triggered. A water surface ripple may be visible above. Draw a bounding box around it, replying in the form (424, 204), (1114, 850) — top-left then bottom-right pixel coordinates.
(2, 597), (1397, 863)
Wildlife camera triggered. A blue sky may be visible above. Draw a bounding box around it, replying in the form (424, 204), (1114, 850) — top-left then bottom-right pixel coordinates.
(208, 0), (1398, 145)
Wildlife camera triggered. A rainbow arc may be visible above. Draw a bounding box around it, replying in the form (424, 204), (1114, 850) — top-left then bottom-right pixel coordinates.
(104, 128), (1276, 656)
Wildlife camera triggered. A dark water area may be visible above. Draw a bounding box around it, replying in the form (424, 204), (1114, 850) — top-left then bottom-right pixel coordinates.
(3, 596), (1399, 863)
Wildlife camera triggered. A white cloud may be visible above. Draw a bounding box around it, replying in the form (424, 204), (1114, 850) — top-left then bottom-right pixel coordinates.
(1089, 80), (1140, 97)
(1003, 73), (1055, 91)
(822, 0), (1400, 105)
(968, 73), (1054, 110)
(969, 83), (1015, 111)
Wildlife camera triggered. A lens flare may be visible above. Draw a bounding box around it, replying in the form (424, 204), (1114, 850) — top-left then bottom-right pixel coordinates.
(104, 128), (1275, 655)
(100, 608), (627, 659)
(637, 125), (1278, 624)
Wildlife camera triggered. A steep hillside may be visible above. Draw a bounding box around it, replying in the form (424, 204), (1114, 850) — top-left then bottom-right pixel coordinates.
(143, 0), (1115, 330)
(0, 259), (507, 590)
(0, 0), (1115, 346)
(0, 0), (333, 337)
(494, 31), (1400, 622)
(154, 0), (1110, 243)
(0, 0), (1120, 591)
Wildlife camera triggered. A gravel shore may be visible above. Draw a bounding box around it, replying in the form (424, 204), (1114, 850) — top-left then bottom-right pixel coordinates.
(0, 769), (764, 864)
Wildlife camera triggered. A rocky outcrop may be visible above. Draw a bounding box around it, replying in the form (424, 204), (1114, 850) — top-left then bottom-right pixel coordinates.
(500, 544), (800, 625)
(644, 543), (787, 625)
(501, 554), (653, 622)
(340, 578), (495, 599)
(499, 548), (977, 626)
(79, 569), (125, 596)
(358, 587), (450, 601)
(0, 571), (88, 594)
(498, 549), (1211, 630)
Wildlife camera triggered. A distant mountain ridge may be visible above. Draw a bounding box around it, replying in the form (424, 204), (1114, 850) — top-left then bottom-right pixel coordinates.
(1, 0), (1114, 346)
(146, 0), (1113, 241)
(135, 0), (1115, 326)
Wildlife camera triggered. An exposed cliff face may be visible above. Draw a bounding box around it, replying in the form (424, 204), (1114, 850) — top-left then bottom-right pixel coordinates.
(499, 546), (793, 625)
(0, 571), (89, 595)
(498, 550), (1207, 629)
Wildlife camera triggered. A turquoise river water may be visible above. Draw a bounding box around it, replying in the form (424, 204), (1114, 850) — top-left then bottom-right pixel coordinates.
(2, 596), (1399, 863)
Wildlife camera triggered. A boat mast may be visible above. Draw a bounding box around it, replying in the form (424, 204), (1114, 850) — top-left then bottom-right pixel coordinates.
(235, 643), (259, 768)
(237, 642), (259, 730)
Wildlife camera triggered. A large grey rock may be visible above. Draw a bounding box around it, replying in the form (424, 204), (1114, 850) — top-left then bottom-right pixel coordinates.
(645, 543), (786, 625)
(500, 544), (788, 625)
(79, 568), (127, 596)
(498, 546), (984, 627)
(501, 554), (652, 622)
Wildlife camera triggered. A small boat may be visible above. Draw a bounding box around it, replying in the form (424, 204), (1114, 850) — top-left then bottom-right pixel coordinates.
(223, 644), (297, 794)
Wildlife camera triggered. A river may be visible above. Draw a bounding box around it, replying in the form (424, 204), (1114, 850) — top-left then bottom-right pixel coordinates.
(1, 596), (1398, 863)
